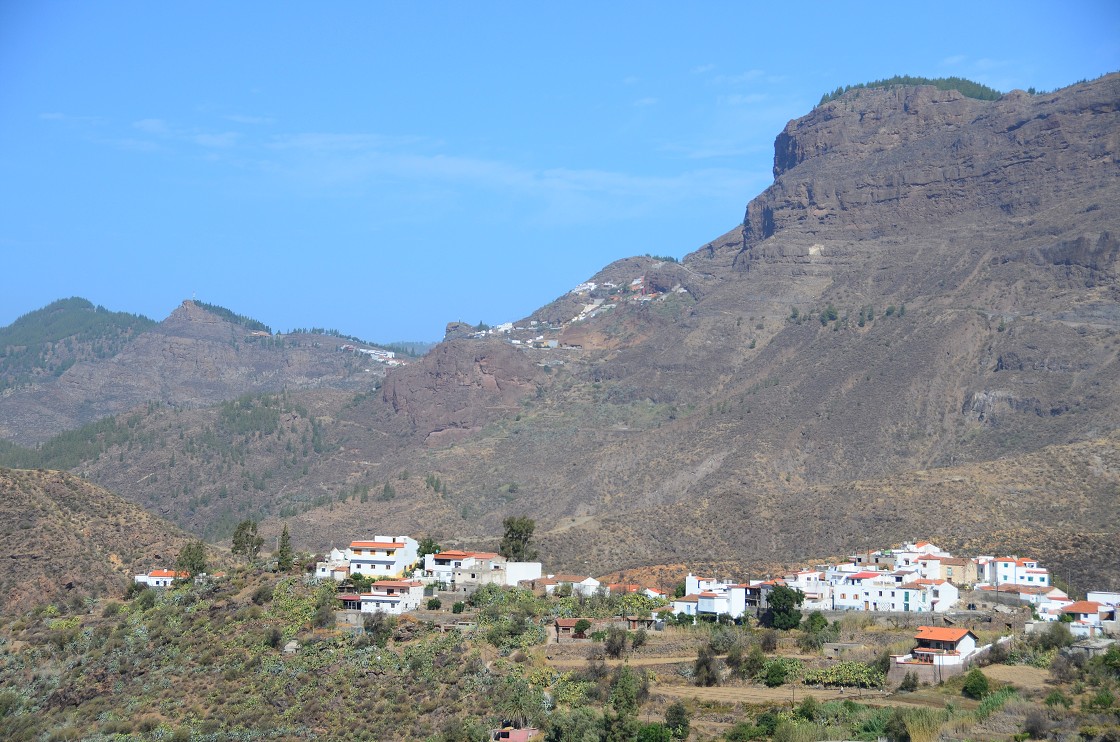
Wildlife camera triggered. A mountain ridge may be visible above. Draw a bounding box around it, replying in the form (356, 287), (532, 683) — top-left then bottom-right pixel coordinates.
(0, 75), (1117, 588)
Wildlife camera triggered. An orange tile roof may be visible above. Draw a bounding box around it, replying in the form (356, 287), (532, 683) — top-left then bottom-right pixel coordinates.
(914, 626), (974, 643)
(371, 579), (422, 588)
(1062, 601), (1105, 614)
(149, 569), (189, 578)
(350, 541), (403, 550)
(698, 591), (722, 598)
(848, 571), (882, 581)
(674, 594), (700, 603)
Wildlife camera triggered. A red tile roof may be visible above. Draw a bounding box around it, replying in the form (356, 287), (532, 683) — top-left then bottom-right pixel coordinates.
(914, 626), (975, 643)
(149, 569), (189, 578)
(1062, 601), (1105, 614)
(351, 541), (403, 550)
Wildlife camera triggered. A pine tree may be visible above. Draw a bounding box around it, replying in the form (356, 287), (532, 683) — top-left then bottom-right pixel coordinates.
(277, 526), (294, 571)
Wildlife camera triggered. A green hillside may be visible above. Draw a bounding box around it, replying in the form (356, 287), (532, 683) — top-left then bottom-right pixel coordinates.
(0, 298), (155, 391)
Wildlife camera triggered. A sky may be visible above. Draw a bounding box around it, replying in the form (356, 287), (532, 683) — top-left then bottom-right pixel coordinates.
(2, 2), (1117, 342)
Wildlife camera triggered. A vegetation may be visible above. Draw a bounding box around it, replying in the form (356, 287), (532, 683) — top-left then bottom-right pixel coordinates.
(193, 300), (271, 334)
(499, 516), (538, 561)
(961, 667), (990, 699)
(818, 75), (1003, 106)
(0, 297), (155, 392)
(277, 526), (294, 571)
(176, 539), (208, 576)
(231, 519), (263, 563)
(761, 584), (804, 629)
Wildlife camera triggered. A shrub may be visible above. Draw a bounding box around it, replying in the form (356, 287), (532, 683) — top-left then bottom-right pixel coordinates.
(962, 668), (990, 699)
(427, 598), (442, 610)
(694, 645), (720, 687)
(452, 601), (465, 614)
(664, 700), (689, 739)
(760, 630), (778, 653)
(252, 584), (274, 605)
(573, 618), (591, 637)
(899, 671), (919, 692)
(605, 627), (627, 659)
(631, 628), (648, 650)
(134, 589), (157, 611)
(1044, 689), (1072, 708)
(1022, 708), (1050, 739)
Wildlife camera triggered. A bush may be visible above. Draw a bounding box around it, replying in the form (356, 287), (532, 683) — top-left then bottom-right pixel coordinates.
(962, 668), (990, 699)
(312, 602), (334, 628)
(760, 630), (778, 653)
(427, 597), (442, 610)
(1022, 708), (1050, 739)
(664, 700), (689, 739)
(899, 671), (919, 692)
(252, 584), (274, 605)
(1044, 689), (1072, 708)
(452, 601), (465, 614)
(134, 589), (156, 611)
(605, 627), (627, 659)
(631, 628), (648, 650)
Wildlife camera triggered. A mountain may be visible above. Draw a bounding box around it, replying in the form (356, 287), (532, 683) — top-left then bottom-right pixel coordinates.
(2, 75), (1117, 590)
(288, 75), (1118, 583)
(0, 300), (391, 445)
(0, 297), (155, 394)
(0, 467), (205, 615)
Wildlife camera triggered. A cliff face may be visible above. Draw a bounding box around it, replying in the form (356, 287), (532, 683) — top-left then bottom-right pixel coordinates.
(701, 80), (1119, 268)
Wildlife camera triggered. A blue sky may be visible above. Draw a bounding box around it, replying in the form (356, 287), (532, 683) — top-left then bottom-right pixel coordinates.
(2, 2), (1117, 342)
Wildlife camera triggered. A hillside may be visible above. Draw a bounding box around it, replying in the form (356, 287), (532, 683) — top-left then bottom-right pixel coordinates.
(1, 76), (1117, 590)
(0, 467), (206, 615)
(0, 297), (155, 394)
(0, 300), (391, 445)
(292, 75), (1119, 581)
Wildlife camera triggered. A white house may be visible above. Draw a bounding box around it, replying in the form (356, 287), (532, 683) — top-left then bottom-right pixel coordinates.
(423, 550), (501, 586)
(894, 626), (981, 669)
(985, 556), (1050, 587)
(1087, 591), (1120, 609)
(670, 594), (699, 617)
(450, 555), (542, 589)
(338, 579), (424, 615)
(537, 574), (601, 597)
(134, 568), (189, 588)
(347, 536), (419, 578)
(315, 547), (350, 581)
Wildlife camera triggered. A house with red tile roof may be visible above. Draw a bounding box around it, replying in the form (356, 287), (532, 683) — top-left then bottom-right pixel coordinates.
(893, 626), (982, 670)
(134, 568), (190, 587)
(314, 536), (419, 582)
(338, 579), (424, 615)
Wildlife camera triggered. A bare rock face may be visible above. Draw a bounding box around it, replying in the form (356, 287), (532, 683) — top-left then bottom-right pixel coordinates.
(684, 78), (1120, 269)
(380, 339), (540, 445)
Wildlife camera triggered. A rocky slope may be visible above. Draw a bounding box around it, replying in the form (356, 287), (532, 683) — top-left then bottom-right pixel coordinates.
(0, 468), (205, 615)
(0, 300), (388, 445)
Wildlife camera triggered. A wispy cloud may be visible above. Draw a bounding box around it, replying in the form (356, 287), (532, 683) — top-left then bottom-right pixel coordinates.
(718, 93), (768, 106)
(633, 97), (658, 107)
(691, 64), (715, 74)
(226, 114), (275, 125)
(39, 112), (107, 126)
(133, 118), (170, 134)
(711, 69), (765, 85)
(266, 132), (426, 152)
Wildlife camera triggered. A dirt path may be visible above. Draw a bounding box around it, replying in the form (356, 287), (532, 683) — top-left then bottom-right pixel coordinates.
(545, 655), (700, 668)
(652, 684), (973, 710)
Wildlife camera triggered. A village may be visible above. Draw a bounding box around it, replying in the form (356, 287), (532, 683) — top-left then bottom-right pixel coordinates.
(136, 534), (1120, 688)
